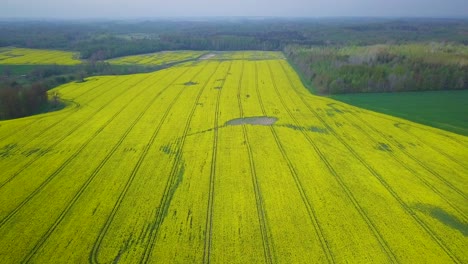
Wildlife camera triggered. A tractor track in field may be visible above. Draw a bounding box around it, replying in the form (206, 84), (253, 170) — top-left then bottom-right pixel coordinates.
(244, 61), (275, 264)
(0, 76), (116, 143)
(274, 61), (403, 263)
(20, 69), (179, 263)
(394, 123), (468, 174)
(68, 76), (122, 99)
(279, 61), (462, 264)
(0, 76), (149, 190)
(88, 62), (211, 264)
(343, 107), (468, 221)
(139, 61), (222, 264)
(203, 62), (232, 264)
(358, 108), (468, 148)
(263, 62), (340, 263)
(395, 119), (468, 148)
(361, 111), (468, 164)
(0, 74), (158, 228)
(89, 65), (200, 264)
(0, 77), (122, 161)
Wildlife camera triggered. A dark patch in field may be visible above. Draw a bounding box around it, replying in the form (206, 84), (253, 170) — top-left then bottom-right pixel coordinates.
(22, 148), (42, 157)
(282, 124), (329, 134)
(113, 236), (133, 264)
(0, 144), (17, 158)
(184, 81), (198, 86)
(124, 147), (136, 153)
(283, 124), (302, 131)
(326, 103), (347, 116)
(160, 145), (174, 155)
(310, 126), (329, 134)
(161, 164), (185, 220)
(214, 86), (222, 90)
(225, 116), (277, 126)
(326, 109), (337, 117)
(415, 204), (468, 236)
(393, 122), (410, 131)
(376, 142), (392, 152)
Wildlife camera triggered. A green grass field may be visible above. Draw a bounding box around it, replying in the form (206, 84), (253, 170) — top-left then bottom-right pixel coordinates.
(332, 90), (468, 136)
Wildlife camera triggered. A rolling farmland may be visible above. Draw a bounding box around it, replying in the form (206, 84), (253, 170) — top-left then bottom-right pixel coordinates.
(108, 51), (207, 66)
(0, 47), (81, 65)
(0, 52), (467, 263)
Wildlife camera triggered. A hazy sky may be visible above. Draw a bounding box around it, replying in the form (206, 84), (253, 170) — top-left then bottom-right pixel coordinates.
(1, 0), (467, 19)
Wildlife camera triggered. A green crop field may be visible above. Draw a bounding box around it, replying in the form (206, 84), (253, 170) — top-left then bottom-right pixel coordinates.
(0, 52), (466, 263)
(0, 47), (81, 65)
(332, 90), (468, 136)
(107, 51), (207, 66)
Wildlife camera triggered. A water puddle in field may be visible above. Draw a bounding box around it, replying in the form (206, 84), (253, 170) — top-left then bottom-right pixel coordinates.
(414, 204), (468, 236)
(225, 116), (278, 126)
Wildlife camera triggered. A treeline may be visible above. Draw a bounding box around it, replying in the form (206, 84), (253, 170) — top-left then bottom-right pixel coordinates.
(0, 62), (163, 119)
(2, 18), (467, 60)
(77, 35), (282, 59)
(0, 82), (48, 119)
(0, 65), (79, 119)
(285, 43), (468, 94)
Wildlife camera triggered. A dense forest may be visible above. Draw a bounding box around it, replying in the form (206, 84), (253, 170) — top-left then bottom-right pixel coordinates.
(0, 82), (47, 119)
(285, 43), (468, 94)
(1, 18), (468, 119)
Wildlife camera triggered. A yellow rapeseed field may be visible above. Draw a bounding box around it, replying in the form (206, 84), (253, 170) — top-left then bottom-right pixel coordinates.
(0, 47), (81, 65)
(207, 51), (286, 60)
(107, 51), (207, 66)
(0, 51), (466, 263)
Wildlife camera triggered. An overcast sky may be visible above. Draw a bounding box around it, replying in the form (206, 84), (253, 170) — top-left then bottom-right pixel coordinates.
(1, 0), (467, 19)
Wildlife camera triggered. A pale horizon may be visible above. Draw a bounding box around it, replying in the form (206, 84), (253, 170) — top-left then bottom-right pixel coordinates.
(1, 0), (467, 19)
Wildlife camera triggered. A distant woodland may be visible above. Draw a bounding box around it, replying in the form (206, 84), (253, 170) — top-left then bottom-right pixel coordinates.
(286, 43), (468, 94)
(1, 18), (468, 118)
(1, 18), (467, 59)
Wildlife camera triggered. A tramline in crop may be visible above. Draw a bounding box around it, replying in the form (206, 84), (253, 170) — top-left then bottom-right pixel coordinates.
(0, 51), (466, 263)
